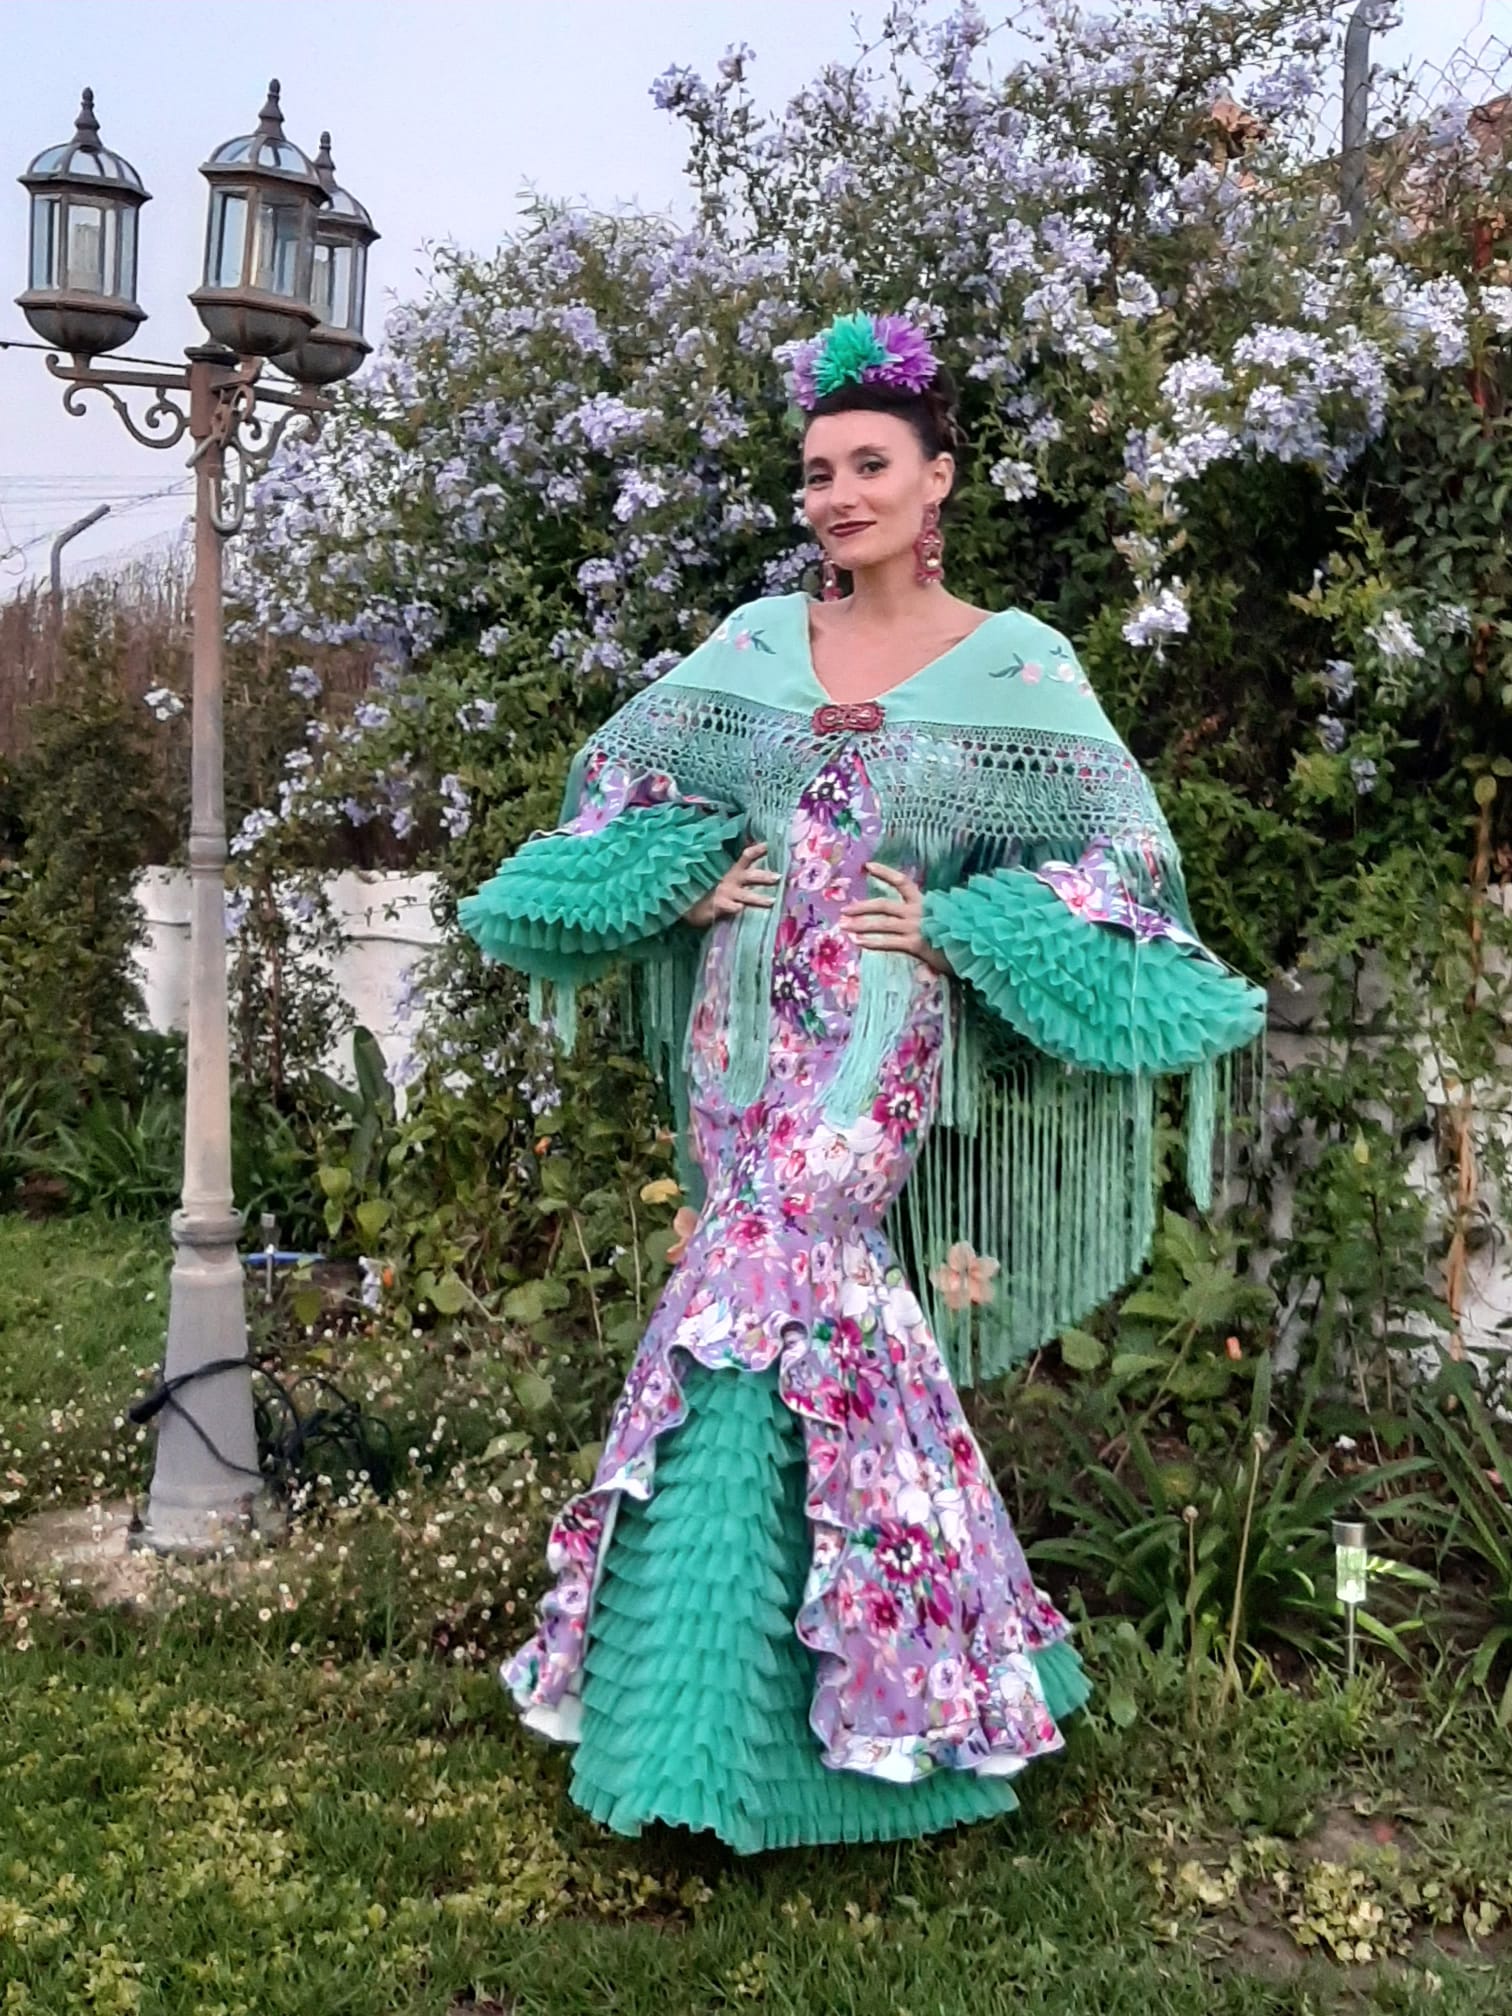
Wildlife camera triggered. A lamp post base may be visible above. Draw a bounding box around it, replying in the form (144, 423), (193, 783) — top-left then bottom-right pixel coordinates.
(133, 1205), (281, 1557)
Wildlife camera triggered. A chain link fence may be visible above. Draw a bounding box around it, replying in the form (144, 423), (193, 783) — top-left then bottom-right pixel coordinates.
(1337, 1), (1510, 232)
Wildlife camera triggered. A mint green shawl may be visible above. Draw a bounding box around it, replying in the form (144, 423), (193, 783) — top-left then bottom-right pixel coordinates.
(460, 593), (1265, 1382)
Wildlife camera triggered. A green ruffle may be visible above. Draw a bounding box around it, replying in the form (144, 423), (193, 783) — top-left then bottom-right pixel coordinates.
(921, 869), (1265, 1077)
(569, 1362), (1087, 1855)
(457, 801), (745, 985)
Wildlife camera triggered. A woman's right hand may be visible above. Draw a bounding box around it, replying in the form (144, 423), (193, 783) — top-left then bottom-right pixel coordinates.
(682, 841), (780, 928)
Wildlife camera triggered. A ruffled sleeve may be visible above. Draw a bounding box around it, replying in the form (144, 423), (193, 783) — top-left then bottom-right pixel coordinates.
(458, 747), (745, 1007)
(920, 847), (1265, 1078)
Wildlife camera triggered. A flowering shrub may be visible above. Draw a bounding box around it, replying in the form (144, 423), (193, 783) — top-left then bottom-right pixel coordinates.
(228, 0), (1511, 1395)
(0, 593), (164, 1113)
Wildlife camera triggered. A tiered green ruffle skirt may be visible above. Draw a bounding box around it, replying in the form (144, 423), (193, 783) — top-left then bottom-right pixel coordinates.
(569, 1360), (1090, 1854)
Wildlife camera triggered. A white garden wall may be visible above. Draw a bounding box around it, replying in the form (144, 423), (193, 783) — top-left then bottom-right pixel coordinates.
(132, 868), (441, 1085)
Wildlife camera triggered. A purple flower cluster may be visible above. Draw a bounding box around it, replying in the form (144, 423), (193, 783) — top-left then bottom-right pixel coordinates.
(224, 0), (1494, 877)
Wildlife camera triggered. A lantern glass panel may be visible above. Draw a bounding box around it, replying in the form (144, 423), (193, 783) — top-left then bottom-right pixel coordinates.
(29, 194), (60, 290)
(65, 202), (110, 293)
(254, 197), (306, 300)
(350, 244), (368, 335)
(118, 205), (138, 299)
(207, 191), (248, 289)
(309, 239), (334, 323)
(329, 243), (357, 331)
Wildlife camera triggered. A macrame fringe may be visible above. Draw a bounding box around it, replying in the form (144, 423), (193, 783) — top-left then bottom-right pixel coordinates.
(823, 948), (920, 1125)
(889, 1053), (1158, 1387)
(1186, 1059), (1217, 1212)
(722, 825), (791, 1111)
(936, 983), (981, 1137)
(526, 974), (579, 1052)
(628, 942), (707, 1206)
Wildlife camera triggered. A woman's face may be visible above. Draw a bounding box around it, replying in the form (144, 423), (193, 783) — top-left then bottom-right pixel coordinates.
(801, 409), (953, 576)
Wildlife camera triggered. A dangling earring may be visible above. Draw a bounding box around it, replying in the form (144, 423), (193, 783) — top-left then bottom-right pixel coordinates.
(820, 554), (843, 601)
(914, 502), (945, 587)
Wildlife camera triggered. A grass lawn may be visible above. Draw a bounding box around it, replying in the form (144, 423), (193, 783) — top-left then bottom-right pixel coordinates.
(2, 1215), (1511, 2016)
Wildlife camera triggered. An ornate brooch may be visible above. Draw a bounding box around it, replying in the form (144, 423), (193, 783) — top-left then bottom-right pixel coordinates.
(811, 700), (885, 737)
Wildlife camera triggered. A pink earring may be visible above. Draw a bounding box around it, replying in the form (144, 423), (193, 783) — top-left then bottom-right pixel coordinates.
(820, 555), (843, 601)
(914, 503), (945, 587)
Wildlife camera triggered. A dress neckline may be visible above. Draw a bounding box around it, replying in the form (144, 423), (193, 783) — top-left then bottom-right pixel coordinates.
(796, 593), (1006, 710)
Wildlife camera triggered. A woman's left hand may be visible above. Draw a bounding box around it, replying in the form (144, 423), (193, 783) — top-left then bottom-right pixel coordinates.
(840, 862), (953, 974)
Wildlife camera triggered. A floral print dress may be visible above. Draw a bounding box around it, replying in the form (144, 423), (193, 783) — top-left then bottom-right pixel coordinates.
(504, 744), (1083, 1789)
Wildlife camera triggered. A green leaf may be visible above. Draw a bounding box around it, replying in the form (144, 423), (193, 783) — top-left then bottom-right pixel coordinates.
(512, 1366), (555, 1416)
(606, 1307), (647, 1351)
(289, 1287), (324, 1330)
(1060, 1328), (1107, 1372)
(317, 1165), (352, 1200)
(501, 1277), (570, 1323)
(1119, 1290), (1181, 1323)
(570, 1440), (605, 1484)
(352, 1026), (395, 1116)
(430, 1271), (468, 1315)
(482, 1429), (532, 1463)
(1106, 1684), (1138, 1730)
(354, 1199), (392, 1242)
(1111, 1351), (1169, 1380)
(1160, 1208), (1205, 1281)
(1167, 1359), (1234, 1402)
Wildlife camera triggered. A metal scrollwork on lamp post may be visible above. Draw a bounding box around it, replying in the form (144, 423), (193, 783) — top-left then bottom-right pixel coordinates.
(11, 84), (375, 1555)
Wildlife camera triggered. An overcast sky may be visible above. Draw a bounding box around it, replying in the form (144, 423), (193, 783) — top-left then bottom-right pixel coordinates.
(1, 0), (1508, 583)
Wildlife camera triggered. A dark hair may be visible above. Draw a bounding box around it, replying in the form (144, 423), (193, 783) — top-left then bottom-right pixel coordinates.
(804, 363), (961, 458)
(803, 365), (966, 505)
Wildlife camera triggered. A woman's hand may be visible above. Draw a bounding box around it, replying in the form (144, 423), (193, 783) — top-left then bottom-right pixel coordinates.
(840, 861), (953, 974)
(682, 841), (781, 928)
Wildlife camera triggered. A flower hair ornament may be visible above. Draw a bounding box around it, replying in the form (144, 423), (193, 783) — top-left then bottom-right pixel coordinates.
(786, 310), (940, 411)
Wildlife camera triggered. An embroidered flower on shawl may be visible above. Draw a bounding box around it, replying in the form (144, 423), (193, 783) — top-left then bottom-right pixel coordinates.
(931, 1241), (1001, 1311)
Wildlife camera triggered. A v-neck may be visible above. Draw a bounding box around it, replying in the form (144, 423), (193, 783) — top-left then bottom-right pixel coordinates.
(795, 593), (1008, 709)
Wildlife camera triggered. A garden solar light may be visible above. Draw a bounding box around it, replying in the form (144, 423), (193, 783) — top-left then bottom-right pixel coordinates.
(1333, 1518), (1369, 1677)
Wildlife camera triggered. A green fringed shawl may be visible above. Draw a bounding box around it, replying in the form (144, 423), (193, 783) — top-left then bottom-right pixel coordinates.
(459, 593), (1267, 1384)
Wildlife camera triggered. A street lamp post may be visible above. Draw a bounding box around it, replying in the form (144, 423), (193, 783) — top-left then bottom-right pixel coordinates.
(12, 84), (376, 1553)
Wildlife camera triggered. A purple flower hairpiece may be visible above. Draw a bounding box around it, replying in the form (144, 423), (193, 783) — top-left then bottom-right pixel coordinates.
(787, 311), (940, 411)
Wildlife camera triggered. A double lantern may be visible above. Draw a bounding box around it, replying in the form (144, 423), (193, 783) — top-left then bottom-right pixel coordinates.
(18, 81), (378, 385)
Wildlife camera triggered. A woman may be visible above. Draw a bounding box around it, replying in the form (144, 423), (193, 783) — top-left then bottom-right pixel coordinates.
(460, 311), (1264, 1852)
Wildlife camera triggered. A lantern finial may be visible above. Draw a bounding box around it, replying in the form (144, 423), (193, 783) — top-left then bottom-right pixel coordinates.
(314, 133), (336, 189)
(256, 81), (285, 138)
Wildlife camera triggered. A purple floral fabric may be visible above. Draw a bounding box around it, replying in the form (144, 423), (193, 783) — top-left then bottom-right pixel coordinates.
(558, 750), (708, 835)
(1034, 840), (1198, 946)
(504, 750), (1076, 1782)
